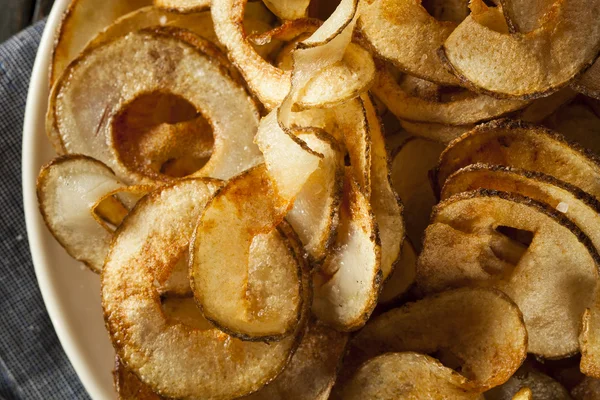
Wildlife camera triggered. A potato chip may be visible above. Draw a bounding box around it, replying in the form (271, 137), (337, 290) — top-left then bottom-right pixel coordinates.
(418, 190), (599, 357)
(572, 376), (600, 399)
(338, 287), (527, 392)
(544, 101), (600, 156)
(440, 0), (600, 99)
(102, 178), (307, 398)
(436, 119), (600, 201)
(340, 352), (481, 400)
(263, 0), (310, 20)
(378, 239), (417, 305)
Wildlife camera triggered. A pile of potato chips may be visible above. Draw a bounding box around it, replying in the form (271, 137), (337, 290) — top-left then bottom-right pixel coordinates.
(37, 0), (600, 398)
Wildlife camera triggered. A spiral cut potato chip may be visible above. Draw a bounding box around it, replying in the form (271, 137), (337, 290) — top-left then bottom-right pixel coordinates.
(37, 155), (153, 273)
(102, 178), (311, 398)
(417, 190), (599, 358)
(373, 62), (529, 125)
(440, 0), (600, 99)
(336, 287), (527, 394)
(340, 352), (482, 400)
(212, 0), (374, 109)
(47, 28), (262, 184)
(436, 119), (600, 201)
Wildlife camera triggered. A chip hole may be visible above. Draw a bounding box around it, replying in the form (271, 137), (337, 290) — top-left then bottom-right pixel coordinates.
(487, 226), (534, 273)
(112, 91), (214, 180)
(160, 296), (213, 330)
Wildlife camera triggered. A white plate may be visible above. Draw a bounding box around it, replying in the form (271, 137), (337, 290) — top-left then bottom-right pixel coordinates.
(22, 1), (116, 399)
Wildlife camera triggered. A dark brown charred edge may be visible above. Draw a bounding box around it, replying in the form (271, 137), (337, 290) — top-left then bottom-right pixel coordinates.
(295, 0), (359, 50)
(102, 177), (301, 399)
(248, 18), (322, 45)
(571, 80), (600, 101)
(293, 127), (345, 265)
(350, 95), (372, 196)
(337, 287), (528, 393)
(373, 59), (529, 126)
(435, 118), (600, 194)
(355, 20), (461, 87)
(364, 92), (406, 283)
(442, 163), (600, 217)
(438, 44), (600, 101)
(37, 154), (120, 274)
(430, 189), (600, 276)
(48, 0), (80, 88)
(496, 0), (519, 34)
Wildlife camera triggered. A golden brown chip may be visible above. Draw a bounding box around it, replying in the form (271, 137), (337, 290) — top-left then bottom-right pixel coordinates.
(398, 120), (473, 143)
(373, 63), (529, 125)
(544, 101), (600, 156)
(357, 0), (460, 85)
(102, 178), (307, 399)
(497, 0), (556, 33)
(440, 0), (600, 99)
(242, 319), (349, 400)
(339, 352), (481, 400)
(337, 287), (527, 392)
(572, 376), (600, 400)
(153, 0), (209, 13)
(113, 357), (163, 400)
(573, 62), (600, 100)
(581, 292), (600, 378)
(418, 190), (599, 358)
(518, 87), (578, 123)
(436, 119), (600, 201)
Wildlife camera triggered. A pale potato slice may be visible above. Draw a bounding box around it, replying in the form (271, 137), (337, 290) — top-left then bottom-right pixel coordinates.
(436, 119), (600, 201)
(486, 361), (572, 400)
(373, 64), (529, 125)
(50, 0), (152, 86)
(339, 287), (527, 392)
(190, 165), (306, 340)
(37, 155), (127, 273)
(212, 0), (374, 109)
(391, 137), (445, 249)
(357, 0), (460, 85)
(340, 352), (481, 400)
(102, 178), (306, 399)
(286, 131), (344, 263)
(363, 94), (404, 281)
(440, 0), (600, 99)
(312, 171), (382, 331)
(378, 239), (417, 304)
(417, 190), (599, 358)
(242, 319), (349, 400)
(47, 29), (262, 184)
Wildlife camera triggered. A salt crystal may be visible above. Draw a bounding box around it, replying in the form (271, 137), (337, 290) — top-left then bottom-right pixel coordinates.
(159, 16), (168, 25)
(556, 202), (569, 213)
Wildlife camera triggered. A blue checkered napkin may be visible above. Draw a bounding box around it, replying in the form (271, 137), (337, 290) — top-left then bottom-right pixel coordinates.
(0, 21), (90, 400)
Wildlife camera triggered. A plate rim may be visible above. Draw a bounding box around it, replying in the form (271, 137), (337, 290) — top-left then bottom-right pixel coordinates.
(21, 1), (110, 399)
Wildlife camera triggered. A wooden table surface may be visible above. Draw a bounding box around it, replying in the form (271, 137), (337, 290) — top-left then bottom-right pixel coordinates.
(0, 0), (55, 43)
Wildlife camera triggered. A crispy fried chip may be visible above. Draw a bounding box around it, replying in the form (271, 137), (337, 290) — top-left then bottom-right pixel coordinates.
(440, 0), (600, 99)
(338, 287), (527, 392)
(263, 0), (310, 20)
(242, 319), (349, 400)
(102, 178), (307, 398)
(357, 0), (460, 85)
(581, 292), (600, 378)
(340, 352), (481, 400)
(373, 63), (529, 125)
(190, 165), (306, 340)
(50, 0), (152, 86)
(113, 357), (162, 400)
(312, 171), (382, 331)
(572, 376), (600, 399)
(47, 29), (262, 184)
(398, 120), (473, 143)
(497, 0), (556, 33)
(418, 190), (599, 358)
(391, 137), (445, 249)
(544, 101), (600, 156)
(436, 119), (600, 201)
(37, 155), (127, 273)
(153, 0), (209, 13)
(574, 62), (600, 100)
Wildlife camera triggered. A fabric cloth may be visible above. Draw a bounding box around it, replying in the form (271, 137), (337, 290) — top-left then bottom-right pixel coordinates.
(0, 21), (90, 400)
